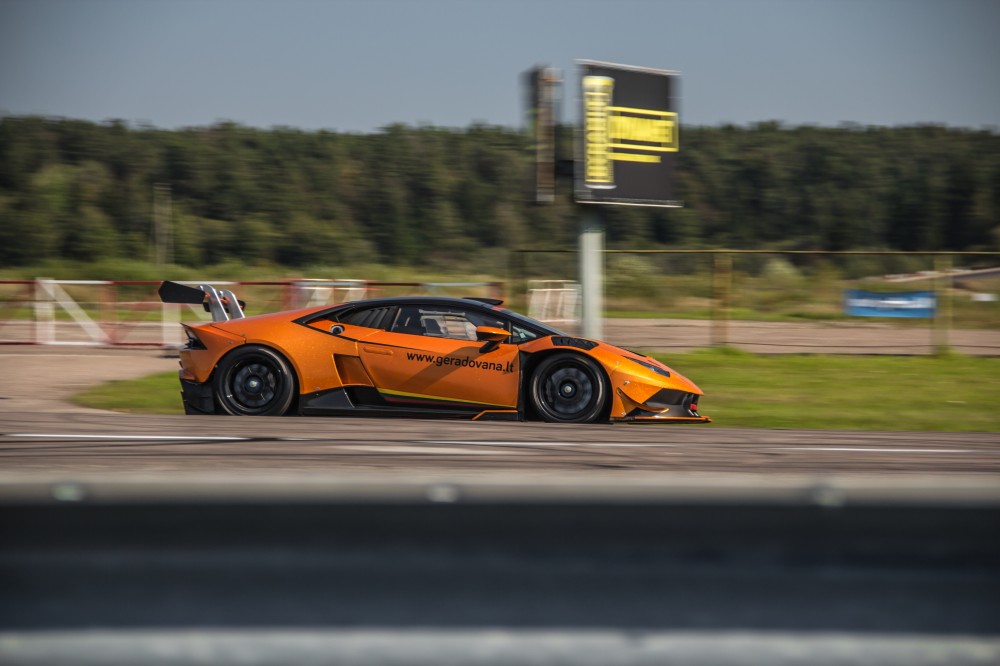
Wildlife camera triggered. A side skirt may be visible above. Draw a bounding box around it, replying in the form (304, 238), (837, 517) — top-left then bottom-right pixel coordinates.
(299, 387), (523, 421)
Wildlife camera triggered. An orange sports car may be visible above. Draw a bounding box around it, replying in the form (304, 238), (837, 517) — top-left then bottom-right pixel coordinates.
(158, 281), (710, 424)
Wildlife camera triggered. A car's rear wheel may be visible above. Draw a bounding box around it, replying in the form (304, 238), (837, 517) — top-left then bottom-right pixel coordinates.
(529, 353), (608, 423)
(214, 345), (296, 416)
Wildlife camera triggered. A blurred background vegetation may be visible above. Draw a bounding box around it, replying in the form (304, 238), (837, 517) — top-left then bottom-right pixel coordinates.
(2, 116), (998, 278)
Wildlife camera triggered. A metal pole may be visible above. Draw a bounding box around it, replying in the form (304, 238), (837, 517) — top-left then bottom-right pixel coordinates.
(710, 254), (718, 346)
(711, 253), (731, 347)
(933, 255), (952, 354)
(153, 183), (173, 265)
(35, 279), (54, 345)
(579, 209), (604, 339)
(153, 184), (162, 265)
(509, 250), (524, 312)
(723, 253), (732, 347)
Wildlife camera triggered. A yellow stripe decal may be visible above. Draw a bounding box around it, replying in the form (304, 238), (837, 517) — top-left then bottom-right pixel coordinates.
(380, 388), (499, 407)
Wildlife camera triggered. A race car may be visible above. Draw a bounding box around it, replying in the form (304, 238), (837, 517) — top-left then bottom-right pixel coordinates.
(158, 281), (710, 424)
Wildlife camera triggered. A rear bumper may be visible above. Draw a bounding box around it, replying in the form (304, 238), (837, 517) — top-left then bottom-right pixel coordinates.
(180, 377), (216, 415)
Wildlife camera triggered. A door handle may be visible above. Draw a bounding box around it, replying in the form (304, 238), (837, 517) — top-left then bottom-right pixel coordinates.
(362, 346), (393, 356)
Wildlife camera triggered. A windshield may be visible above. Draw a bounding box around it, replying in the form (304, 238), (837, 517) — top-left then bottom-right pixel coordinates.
(500, 308), (566, 337)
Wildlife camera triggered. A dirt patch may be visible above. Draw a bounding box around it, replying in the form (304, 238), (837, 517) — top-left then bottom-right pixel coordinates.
(0, 347), (177, 414)
(604, 318), (1000, 355)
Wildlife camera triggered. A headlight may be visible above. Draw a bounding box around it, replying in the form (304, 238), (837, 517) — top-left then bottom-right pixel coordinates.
(629, 356), (671, 378)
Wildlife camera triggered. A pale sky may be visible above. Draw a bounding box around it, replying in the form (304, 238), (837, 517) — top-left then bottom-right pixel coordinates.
(1, 0), (998, 131)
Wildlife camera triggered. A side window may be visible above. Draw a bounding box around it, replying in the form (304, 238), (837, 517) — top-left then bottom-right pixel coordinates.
(338, 306), (396, 330)
(390, 307), (430, 336)
(510, 323), (540, 344)
(390, 305), (508, 341)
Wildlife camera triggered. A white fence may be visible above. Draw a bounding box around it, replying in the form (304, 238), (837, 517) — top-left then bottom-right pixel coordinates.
(0, 279), (503, 347)
(527, 280), (580, 329)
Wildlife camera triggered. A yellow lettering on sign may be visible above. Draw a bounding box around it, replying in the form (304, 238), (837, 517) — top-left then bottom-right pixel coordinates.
(581, 77), (678, 189)
(582, 76), (615, 188)
(611, 152), (661, 163)
(607, 107), (679, 153)
(610, 116), (674, 146)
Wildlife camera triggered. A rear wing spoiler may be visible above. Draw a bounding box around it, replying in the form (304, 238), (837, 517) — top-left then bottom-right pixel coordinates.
(158, 281), (246, 323)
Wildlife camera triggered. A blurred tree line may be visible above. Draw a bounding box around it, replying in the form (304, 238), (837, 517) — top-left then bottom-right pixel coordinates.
(1, 116), (997, 270)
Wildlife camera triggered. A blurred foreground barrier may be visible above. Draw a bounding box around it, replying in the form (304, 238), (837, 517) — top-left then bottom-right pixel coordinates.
(1, 480), (998, 665)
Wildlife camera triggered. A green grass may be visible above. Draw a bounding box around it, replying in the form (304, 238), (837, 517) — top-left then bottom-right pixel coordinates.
(653, 349), (1000, 431)
(74, 372), (183, 415)
(74, 350), (1000, 431)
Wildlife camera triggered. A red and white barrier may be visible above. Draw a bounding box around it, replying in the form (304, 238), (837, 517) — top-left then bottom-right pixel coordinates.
(0, 279), (503, 347)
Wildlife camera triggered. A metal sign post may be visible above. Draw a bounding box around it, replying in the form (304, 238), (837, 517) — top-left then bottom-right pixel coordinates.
(579, 209), (604, 339)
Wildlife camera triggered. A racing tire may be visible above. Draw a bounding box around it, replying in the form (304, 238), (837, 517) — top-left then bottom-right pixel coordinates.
(214, 345), (296, 416)
(529, 352), (608, 423)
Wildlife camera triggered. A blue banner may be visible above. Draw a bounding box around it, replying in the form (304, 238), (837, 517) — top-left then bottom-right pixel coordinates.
(843, 290), (936, 318)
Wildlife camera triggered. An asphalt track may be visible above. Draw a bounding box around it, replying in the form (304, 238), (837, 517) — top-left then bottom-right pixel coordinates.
(2, 412), (1000, 482)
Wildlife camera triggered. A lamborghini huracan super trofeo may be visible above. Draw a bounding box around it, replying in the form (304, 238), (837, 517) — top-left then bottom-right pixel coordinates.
(158, 281), (710, 424)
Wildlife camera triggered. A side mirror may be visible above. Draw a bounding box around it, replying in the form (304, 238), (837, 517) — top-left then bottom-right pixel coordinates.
(476, 326), (510, 353)
(329, 324), (345, 336)
(476, 326), (510, 342)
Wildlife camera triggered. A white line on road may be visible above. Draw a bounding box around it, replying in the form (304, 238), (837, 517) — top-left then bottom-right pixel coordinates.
(7, 434), (249, 441)
(419, 440), (671, 448)
(769, 447), (974, 454)
(343, 445), (523, 456)
(0, 354), (171, 358)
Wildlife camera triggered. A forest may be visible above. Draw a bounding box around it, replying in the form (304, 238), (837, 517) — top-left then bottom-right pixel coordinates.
(1, 115), (998, 273)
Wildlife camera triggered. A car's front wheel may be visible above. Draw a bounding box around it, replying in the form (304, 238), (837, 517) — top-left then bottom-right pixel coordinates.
(214, 345), (296, 416)
(529, 352), (608, 423)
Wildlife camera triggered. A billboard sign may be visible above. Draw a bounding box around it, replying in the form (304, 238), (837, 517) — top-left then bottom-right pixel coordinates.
(843, 290), (937, 318)
(576, 60), (680, 207)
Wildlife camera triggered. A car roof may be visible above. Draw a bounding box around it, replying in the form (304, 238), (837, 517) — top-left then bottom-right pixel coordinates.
(296, 296), (504, 323)
(294, 294), (564, 337)
(334, 295), (502, 311)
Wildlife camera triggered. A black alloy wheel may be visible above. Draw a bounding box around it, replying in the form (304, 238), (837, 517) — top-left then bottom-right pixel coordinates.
(214, 345), (296, 416)
(529, 352), (608, 423)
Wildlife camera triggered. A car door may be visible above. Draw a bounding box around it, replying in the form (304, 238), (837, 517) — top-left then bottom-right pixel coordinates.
(358, 304), (520, 411)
